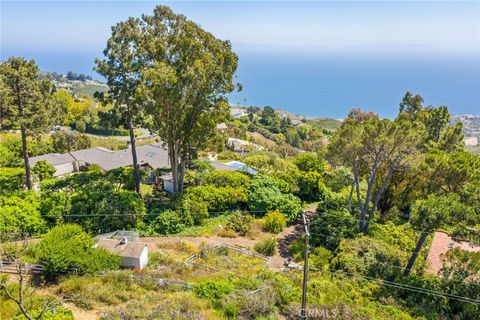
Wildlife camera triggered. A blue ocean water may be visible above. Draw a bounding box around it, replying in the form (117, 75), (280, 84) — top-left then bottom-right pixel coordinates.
(228, 51), (480, 119)
(4, 49), (479, 119)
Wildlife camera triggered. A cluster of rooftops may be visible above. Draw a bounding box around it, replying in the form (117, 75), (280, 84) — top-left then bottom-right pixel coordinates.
(29, 142), (171, 175)
(29, 142), (256, 178)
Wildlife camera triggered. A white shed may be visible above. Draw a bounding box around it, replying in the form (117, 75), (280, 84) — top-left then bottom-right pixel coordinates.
(95, 238), (148, 270)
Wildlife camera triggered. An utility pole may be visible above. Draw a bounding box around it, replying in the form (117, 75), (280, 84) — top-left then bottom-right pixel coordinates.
(300, 210), (310, 320)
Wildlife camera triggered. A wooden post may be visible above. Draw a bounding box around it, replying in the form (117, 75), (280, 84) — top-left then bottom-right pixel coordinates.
(300, 211), (310, 320)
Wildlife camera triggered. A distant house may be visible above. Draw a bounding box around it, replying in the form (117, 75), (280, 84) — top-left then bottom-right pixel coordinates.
(29, 142), (170, 177)
(230, 107), (248, 118)
(426, 232), (480, 274)
(94, 237), (148, 270)
(222, 161), (257, 175)
(227, 138), (263, 152)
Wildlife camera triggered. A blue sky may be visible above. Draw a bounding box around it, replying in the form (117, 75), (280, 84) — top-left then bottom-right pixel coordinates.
(2, 1), (479, 56)
(2, 1), (479, 116)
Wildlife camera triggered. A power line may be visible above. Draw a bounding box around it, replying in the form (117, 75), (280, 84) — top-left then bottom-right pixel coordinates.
(314, 211), (478, 240)
(325, 269), (480, 305)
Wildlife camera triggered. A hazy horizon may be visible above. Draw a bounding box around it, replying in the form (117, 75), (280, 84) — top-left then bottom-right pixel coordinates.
(1, 1), (479, 118)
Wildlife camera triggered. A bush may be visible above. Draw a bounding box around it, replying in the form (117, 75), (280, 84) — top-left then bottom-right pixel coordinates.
(294, 152), (326, 173)
(247, 175), (302, 222)
(276, 194), (303, 222)
(180, 198), (209, 225)
(152, 210), (185, 235)
(296, 171), (323, 201)
(333, 237), (407, 278)
(254, 238), (277, 256)
(201, 170), (250, 188)
(41, 173), (146, 233)
(32, 160), (56, 181)
(0, 192), (45, 236)
(309, 246), (332, 271)
(35, 224), (120, 276)
(217, 151), (242, 161)
(183, 185), (247, 212)
(193, 279), (233, 303)
(226, 212), (253, 236)
(0, 168), (25, 194)
(288, 238), (304, 261)
(75, 119), (86, 133)
(310, 209), (359, 251)
(263, 211), (287, 233)
(13, 306), (74, 320)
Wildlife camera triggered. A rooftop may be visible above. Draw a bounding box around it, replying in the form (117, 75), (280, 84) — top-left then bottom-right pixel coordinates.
(29, 142), (170, 171)
(425, 231), (480, 274)
(95, 238), (147, 259)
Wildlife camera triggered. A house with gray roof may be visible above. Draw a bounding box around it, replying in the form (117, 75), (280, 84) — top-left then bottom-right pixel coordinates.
(29, 142), (170, 177)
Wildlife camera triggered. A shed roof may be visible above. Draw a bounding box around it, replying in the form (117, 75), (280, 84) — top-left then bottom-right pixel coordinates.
(95, 239), (147, 259)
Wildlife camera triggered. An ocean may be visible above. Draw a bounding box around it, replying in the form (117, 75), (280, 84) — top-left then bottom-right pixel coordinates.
(4, 49), (479, 119)
(228, 50), (480, 119)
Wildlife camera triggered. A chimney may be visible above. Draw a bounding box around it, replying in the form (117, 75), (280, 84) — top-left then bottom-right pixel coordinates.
(119, 238), (128, 245)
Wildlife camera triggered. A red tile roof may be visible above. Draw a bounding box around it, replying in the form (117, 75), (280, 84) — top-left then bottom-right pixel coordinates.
(426, 232), (480, 274)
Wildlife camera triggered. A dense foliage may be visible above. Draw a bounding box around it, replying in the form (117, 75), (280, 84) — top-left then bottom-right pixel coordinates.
(34, 224), (120, 276)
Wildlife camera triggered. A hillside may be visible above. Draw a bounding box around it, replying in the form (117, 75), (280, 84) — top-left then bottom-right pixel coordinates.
(451, 114), (480, 155)
(40, 71), (108, 98)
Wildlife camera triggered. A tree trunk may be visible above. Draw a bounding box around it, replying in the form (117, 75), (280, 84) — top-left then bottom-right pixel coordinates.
(20, 126), (32, 190)
(353, 159), (364, 229)
(347, 179), (354, 209)
(128, 115), (141, 197)
(404, 229), (430, 276)
(169, 141), (179, 193)
(360, 164), (379, 223)
(178, 160), (186, 193)
(363, 166), (395, 234)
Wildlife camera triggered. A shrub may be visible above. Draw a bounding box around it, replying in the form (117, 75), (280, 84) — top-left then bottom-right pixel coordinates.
(309, 246), (333, 271)
(296, 171), (323, 201)
(193, 279), (233, 303)
(288, 238), (304, 261)
(201, 170), (250, 188)
(247, 175), (302, 222)
(294, 152), (326, 173)
(333, 237), (407, 278)
(0, 192), (45, 236)
(226, 212), (253, 236)
(152, 210), (185, 235)
(217, 151), (242, 161)
(180, 198), (209, 225)
(310, 209), (359, 251)
(36, 224), (120, 276)
(218, 228), (237, 238)
(13, 306), (74, 320)
(276, 194), (303, 222)
(254, 238), (277, 256)
(0, 168), (25, 194)
(32, 160), (56, 181)
(75, 119), (86, 132)
(263, 211), (287, 233)
(183, 185), (247, 212)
